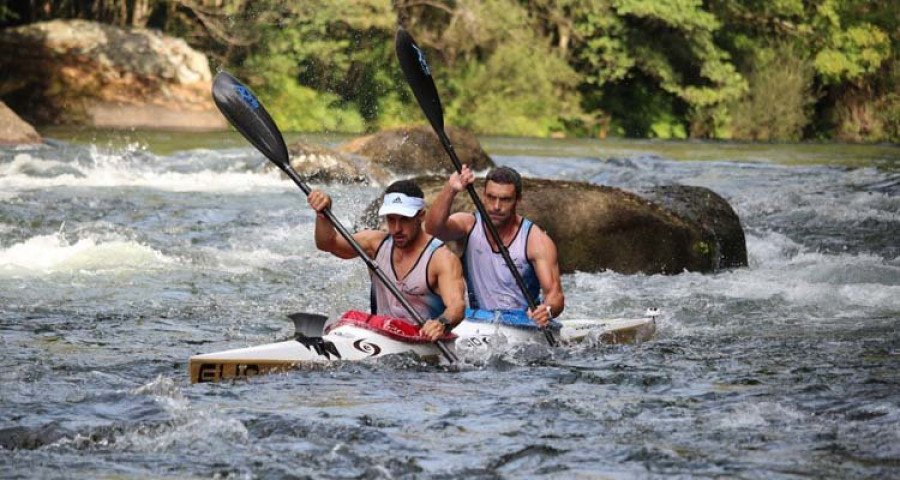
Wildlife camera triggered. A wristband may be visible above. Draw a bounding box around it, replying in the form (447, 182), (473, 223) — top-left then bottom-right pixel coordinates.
(437, 316), (454, 334)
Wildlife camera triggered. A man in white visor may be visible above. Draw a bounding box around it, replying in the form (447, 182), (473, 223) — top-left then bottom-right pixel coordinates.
(307, 180), (465, 341)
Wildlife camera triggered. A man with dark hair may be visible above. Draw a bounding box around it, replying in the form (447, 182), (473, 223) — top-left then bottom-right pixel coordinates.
(307, 180), (466, 341)
(424, 165), (564, 327)
(485, 167), (523, 197)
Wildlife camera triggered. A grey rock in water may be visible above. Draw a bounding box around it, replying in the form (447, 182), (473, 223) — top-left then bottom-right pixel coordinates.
(0, 19), (224, 130)
(360, 176), (747, 274)
(283, 141), (390, 185)
(339, 125), (494, 174)
(0, 101), (41, 144)
(637, 185), (748, 271)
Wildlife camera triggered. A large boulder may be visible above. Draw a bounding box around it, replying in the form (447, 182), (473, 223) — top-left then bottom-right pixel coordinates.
(283, 141), (390, 185)
(360, 176), (747, 275)
(338, 125), (494, 174)
(637, 185), (748, 270)
(0, 101), (41, 144)
(0, 19), (224, 130)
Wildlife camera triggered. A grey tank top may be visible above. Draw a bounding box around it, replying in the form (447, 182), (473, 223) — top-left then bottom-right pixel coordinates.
(370, 235), (447, 322)
(463, 212), (541, 310)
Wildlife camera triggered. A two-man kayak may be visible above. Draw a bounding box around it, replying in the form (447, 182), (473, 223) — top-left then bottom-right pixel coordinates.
(188, 308), (658, 383)
(197, 72), (658, 384)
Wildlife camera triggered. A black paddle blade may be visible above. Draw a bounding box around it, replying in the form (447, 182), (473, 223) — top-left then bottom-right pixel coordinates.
(287, 312), (329, 338)
(212, 71), (290, 169)
(395, 27), (445, 133)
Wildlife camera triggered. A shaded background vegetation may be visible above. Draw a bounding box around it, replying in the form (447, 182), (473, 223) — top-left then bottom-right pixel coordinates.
(2, 0), (898, 141)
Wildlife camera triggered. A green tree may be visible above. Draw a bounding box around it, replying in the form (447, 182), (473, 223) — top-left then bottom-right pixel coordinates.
(729, 42), (817, 140)
(397, 0), (586, 137)
(3, 0), (161, 27)
(0, 4), (18, 24)
(812, 1), (895, 141)
(6, 0), (899, 140)
(811, 0), (891, 85)
(710, 0), (896, 140)
(527, 0), (747, 138)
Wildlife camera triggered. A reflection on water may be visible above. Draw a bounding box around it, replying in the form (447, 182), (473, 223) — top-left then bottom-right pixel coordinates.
(1, 134), (898, 478)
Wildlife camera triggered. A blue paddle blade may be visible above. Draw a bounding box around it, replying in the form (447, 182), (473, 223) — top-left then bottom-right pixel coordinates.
(395, 27), (445, 133)
(212, 71), (290, 169)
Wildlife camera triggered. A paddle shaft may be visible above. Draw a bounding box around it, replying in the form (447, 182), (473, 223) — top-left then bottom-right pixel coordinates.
(277, 163), (459, 363)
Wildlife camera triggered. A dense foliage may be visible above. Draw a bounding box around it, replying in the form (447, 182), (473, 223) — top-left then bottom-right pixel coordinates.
(3, 0), (897, 141)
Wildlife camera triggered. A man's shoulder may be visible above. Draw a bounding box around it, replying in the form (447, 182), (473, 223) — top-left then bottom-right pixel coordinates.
(431, 242), (463, 268)
(525, 222), (557, 251)
(451, 211), (477, 227)
(359, 229), (389, 240)
(522, 216), (546, 235)
(357, 229), (389, 248)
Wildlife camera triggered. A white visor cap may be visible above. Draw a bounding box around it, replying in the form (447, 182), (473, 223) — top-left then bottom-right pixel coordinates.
(378, 192), (426, 217)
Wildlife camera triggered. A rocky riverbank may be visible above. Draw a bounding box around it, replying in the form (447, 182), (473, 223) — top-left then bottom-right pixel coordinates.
(0, 19), (224, 131)
(0, 101), (41, 144)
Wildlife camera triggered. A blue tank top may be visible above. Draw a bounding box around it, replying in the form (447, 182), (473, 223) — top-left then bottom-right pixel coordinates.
(463, 212), (541, 310)
(370, 235), (446, 322)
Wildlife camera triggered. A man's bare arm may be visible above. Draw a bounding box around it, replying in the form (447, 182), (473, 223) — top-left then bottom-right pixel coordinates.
(420, 247), (467, 341)
(423, 165), (476, 241)
(309, 189), (383, 259)
(527, 227), (565, 327)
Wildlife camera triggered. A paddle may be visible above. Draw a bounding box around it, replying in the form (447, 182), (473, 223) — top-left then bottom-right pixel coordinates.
(212, 71), (458, 363)
(395, 27), (557, 346)
(287, 312), (329, 338)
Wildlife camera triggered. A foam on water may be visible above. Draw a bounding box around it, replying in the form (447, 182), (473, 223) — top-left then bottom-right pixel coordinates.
(768, 191), (900, 229)
(742, 233), (900, 312)
(119, 376), (249, 453)
(745, 230), (803, 267)
(562, 228), (899, 341)
(192, 223), (330, 273)
(0, 233), (173, 276)
(710, 401), (807, 429)
(0, 147), (289, 194)
(45, 376), (250, 455)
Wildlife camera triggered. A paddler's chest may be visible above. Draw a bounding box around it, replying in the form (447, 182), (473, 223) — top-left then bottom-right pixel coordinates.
(391, 249), (422, 280)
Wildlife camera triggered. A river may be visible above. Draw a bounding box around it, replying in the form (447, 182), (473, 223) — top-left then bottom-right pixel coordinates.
(1, 131), (898, 478)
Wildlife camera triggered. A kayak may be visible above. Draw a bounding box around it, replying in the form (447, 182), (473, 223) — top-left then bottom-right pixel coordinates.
(188, 308), (658, 383)
(189, 310), (453, 383)
(456, 308), (658, 347)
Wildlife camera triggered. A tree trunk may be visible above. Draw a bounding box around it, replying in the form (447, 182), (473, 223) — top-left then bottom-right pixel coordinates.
(558, 23), (570, 56)
(130, 0), (153, 27)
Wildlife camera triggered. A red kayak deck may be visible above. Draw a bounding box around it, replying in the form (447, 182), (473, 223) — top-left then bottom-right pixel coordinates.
(326, 310), (457, 344)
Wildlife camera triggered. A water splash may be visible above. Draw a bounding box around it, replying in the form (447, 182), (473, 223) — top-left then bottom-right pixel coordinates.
(0, 232), (173, 276)
(0, 146), (288, 193)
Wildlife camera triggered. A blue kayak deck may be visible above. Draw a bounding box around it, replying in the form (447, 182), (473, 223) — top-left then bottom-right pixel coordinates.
(465, 308), (562, 331)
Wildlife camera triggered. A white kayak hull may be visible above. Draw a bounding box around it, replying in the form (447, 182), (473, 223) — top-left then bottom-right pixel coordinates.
(560, 316), (656, 344)
(189, 311), (657, 383)
(455, 314), (656, 347)
(189, 324), (450, 383)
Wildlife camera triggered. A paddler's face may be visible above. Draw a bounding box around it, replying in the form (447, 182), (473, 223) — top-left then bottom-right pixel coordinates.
(385, 211), (423, 248)
(484, 181), (518, 226)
